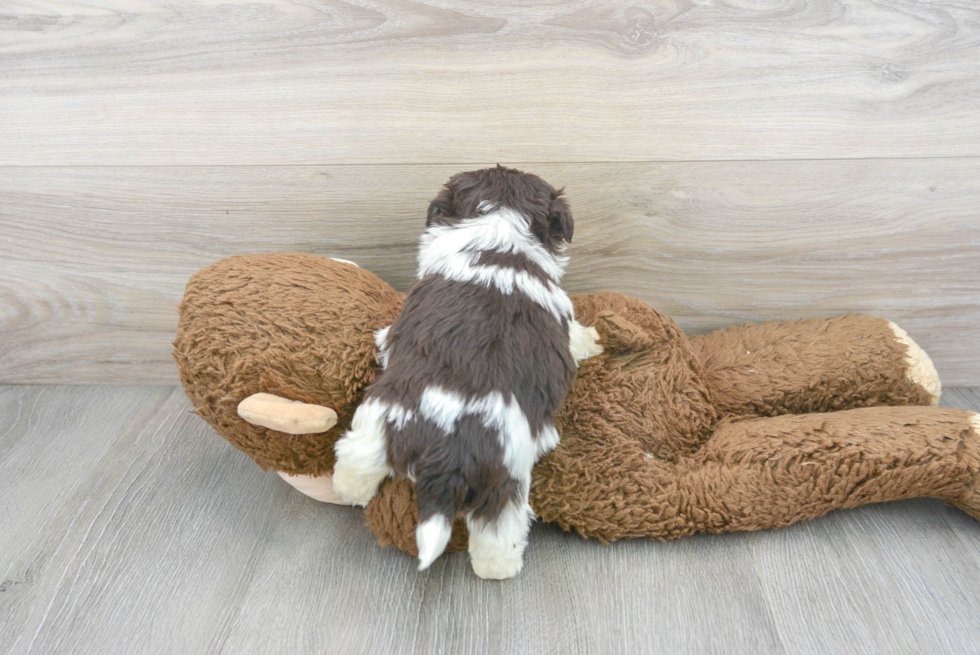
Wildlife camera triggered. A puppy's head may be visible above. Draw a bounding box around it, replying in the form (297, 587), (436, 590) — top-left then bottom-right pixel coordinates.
(427, 165), (573, 252)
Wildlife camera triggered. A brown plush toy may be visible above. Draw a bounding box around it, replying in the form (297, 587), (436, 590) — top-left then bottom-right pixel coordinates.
(174, 253), (980, 560)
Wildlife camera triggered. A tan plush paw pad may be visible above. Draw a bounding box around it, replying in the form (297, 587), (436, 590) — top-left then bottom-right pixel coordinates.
(277, 472), (352, 504)
(237, 393), (338, 434)
(888, 322), (941, 405)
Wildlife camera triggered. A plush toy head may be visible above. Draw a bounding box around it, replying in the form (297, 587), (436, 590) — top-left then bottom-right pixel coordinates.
(174, 253), (403, 477)
(174, 253), (716, 478)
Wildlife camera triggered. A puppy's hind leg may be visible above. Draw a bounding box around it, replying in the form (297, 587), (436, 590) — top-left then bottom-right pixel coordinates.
(467, 490), (534, 580)
(332, 399), (393, 506)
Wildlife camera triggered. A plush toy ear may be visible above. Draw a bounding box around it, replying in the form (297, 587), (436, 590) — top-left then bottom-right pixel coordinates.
(426, 187), (455, 226)
(549, 190), (574, 243)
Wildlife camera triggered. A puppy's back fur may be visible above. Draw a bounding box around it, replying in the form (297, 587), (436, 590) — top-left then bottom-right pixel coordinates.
(334, 166), (588, 578)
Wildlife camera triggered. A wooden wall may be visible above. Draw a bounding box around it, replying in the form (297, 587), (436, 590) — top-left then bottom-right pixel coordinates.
(1, 1), (978, 385)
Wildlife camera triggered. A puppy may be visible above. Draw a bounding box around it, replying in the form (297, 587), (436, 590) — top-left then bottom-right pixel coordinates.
(332, 165), (601, 579)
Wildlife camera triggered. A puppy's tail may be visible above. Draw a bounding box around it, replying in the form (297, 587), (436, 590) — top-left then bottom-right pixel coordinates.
(416, 514), (453, 571)
(414, 470), (466, 571)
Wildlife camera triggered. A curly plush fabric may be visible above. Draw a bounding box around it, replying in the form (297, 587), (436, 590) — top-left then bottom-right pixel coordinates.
(689, 315), (935, 419)
(175, 253), (402, 476)
(174, 254), (979, 555)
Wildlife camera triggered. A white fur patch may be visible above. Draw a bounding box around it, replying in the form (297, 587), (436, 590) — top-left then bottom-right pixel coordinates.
(568, 320), (603, 365)
(888, 321), (941, 405)
(419, 249), (573, 321)
(418, 206), (567, 282)
(467, 499), (534, 580)
(417, 386), (556, 489)
(416, 514), (453, 571)
(415, 203), (578, 332)
(375, 326), (391, 369)
(535, 424), (561, 459)
(386, 403), (415, 430)
(419, 386), (468, 433)
(477, 393), (537, 489)
(332, 398), (393, 506)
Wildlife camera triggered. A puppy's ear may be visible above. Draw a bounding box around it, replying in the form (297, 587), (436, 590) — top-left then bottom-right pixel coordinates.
(426, 187), (454, 226)
(548, 190), (574, 243)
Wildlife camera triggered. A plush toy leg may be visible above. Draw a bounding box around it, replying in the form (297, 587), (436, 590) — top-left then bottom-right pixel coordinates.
(689, 407), (980, 533)
(533, 406), (980, 543)
(689, 315), (940, 419)
(959, 413), (980, 518)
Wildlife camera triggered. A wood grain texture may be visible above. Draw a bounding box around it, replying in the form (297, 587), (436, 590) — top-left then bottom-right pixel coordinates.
(0, 385), (978, 654)
(0, 386), (292, 654)
(2, 0), (980, 165)
(754, 386), (980, 655)
(2, 160), (978, 384)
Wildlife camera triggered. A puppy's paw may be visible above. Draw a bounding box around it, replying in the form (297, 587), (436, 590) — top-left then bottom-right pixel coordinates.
(470, 553), (523, 580)
(569, 319), (603, 365)
(331, 466), (386, 507)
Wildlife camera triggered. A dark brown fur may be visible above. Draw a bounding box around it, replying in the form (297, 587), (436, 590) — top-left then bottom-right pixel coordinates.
(475, 250), (552, 284)
(427, 165), (573, 252)
(371, 166), (576, 524)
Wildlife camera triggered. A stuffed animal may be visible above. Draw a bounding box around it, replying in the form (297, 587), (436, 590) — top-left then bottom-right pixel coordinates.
(173, 253), (980, 559)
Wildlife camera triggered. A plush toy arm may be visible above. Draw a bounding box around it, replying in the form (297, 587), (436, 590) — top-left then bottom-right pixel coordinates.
(688, 315), (940, 420)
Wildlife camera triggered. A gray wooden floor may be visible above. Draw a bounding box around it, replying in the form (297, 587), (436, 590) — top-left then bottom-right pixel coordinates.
(1, 386), (978, 654)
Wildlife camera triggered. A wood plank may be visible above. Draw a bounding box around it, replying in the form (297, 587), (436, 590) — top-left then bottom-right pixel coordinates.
(2, 0), (979, 165)
(2, 160), (978, 384)
(220, 510), (786, 653)
(0, 386), (174, 649)
(2, 386), (976, 654)
(0, 387), (291, 655)
(752, 501), (980, 654)
(754, 388), (980, 654)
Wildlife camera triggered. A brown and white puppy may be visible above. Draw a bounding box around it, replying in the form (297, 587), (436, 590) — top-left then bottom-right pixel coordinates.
(332, 166), (601, 579)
